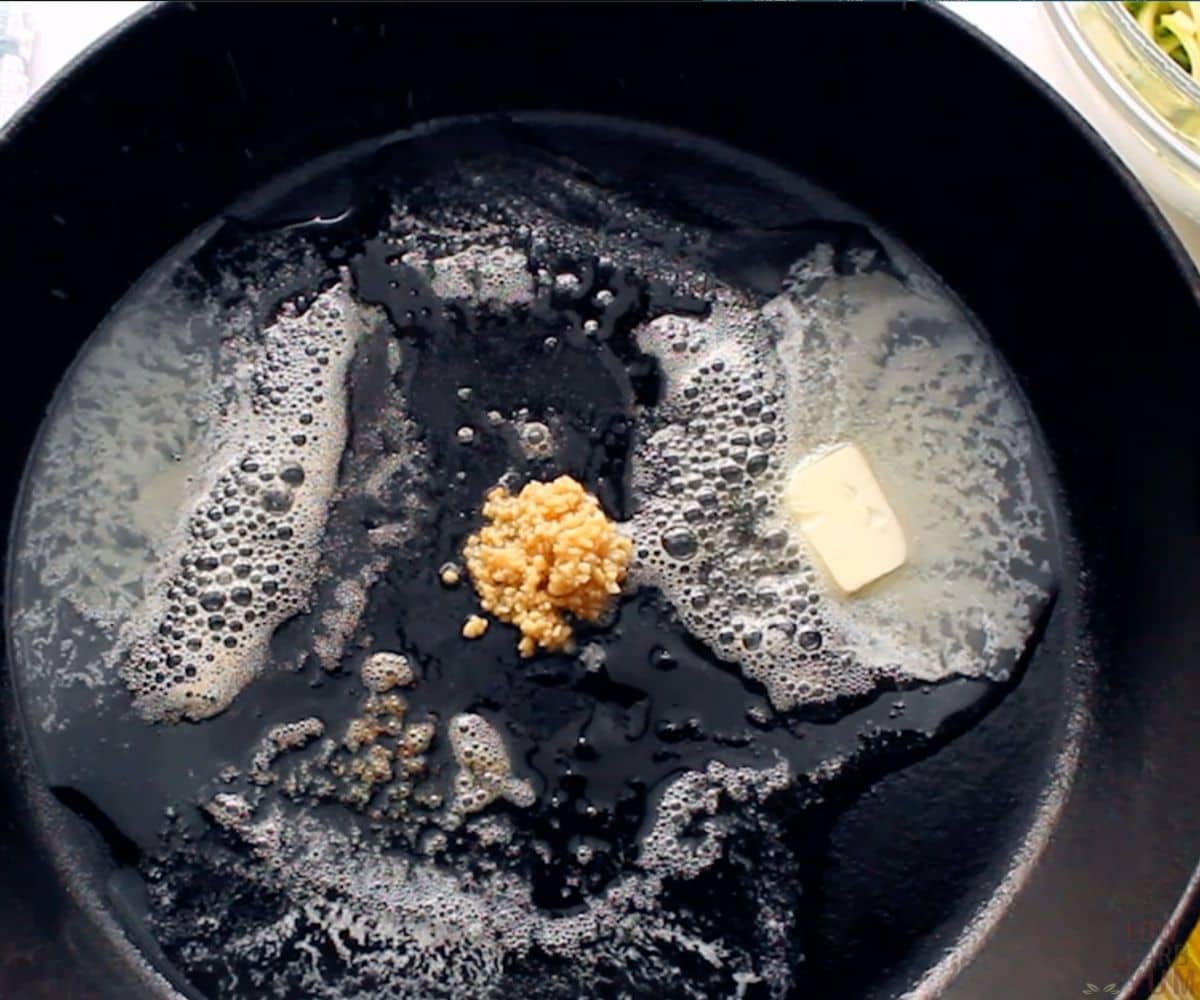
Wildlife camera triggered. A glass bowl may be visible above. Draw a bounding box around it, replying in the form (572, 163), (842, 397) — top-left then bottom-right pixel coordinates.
(1047, 1), (1200, 222)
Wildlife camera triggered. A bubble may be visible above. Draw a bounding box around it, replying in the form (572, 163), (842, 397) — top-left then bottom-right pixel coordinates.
(199, 591), (225, 612)
(118, 282), (372, 722)
(661, 527), (698, 561)
(414, 245), (534, 304)
(180, 752), (793, 1000)
(357, 648), (415, 696)
(446, 712), (535, 820)
(629, 249), (1056, 711)
(261, 487), (294, 513)
(649, 647), (677, 671)
(520, 421), (546, 446)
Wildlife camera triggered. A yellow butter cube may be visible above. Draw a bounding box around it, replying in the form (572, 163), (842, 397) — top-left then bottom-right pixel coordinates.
(783, 444), (907, 594)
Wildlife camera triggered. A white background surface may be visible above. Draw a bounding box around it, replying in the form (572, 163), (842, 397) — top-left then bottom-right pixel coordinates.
(22, 1), (141, 89)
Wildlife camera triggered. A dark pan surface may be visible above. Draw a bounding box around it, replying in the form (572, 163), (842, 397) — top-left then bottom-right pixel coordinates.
(1, 4), (1199, 999)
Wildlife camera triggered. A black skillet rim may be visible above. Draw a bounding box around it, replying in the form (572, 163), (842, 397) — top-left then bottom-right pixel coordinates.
(937, 7), (1200, 996)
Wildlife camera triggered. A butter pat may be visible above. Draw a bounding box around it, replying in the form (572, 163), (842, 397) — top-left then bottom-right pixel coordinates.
(783, 444), (907, 594)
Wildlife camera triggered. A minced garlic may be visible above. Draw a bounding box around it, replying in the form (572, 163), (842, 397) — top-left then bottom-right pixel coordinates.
(463, 475), (632, 656)
(462, 614), (489, 639)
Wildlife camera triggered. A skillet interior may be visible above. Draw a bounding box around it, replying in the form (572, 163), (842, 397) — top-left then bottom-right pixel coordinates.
(1, 5), (1199, 998)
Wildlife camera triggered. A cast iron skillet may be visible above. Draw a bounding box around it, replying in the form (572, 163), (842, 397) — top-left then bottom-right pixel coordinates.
(2, 3), (1200, 998)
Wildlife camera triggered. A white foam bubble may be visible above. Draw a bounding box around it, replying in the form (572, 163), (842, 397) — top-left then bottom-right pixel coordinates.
(8, 284), (227, 726)
(250, 717), (326, 783)
(445, 712), (536, 826)
(179, 755), (794, 998)
(360, 651), (415, 693)
(117, 281), (372, 721)
(629, 249), (1055, 710)
(403, 245), (534, 305)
